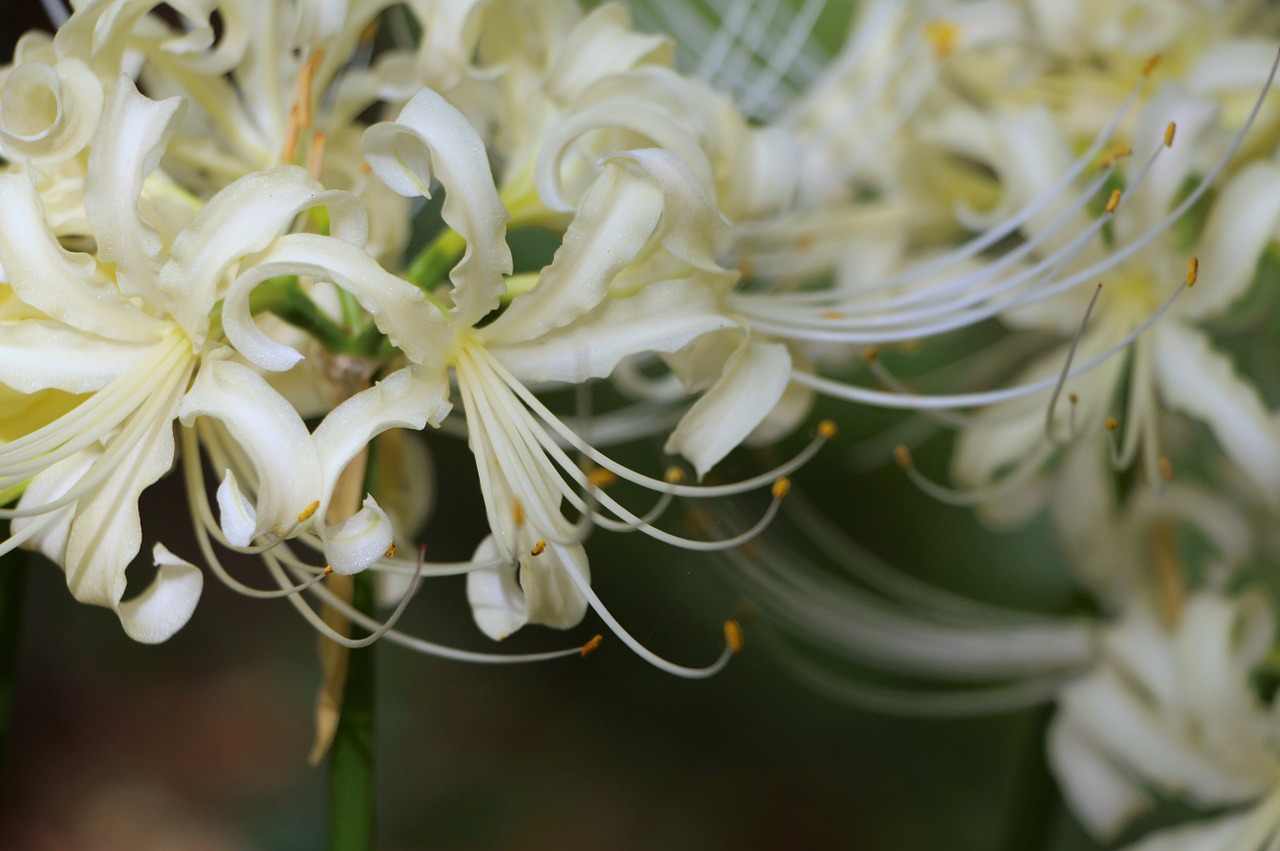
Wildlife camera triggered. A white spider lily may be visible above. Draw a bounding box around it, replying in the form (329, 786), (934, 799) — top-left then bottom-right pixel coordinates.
(1049, 591), (1280, 845)
(951, 83), (1280, 517)
(220, 87), (831, 674)
(0, 77), (394, 640)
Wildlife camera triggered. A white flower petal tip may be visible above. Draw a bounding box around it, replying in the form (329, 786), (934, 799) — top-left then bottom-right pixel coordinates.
(464, 535), (590, 641)
(324, 496), (395, 575)
(215, 470), (258, 548)
(116, 544), (204, 644)
(466, 536), (527, 642)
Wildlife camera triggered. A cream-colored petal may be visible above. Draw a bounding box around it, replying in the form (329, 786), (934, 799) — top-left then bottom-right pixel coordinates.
(176, 351), (324, 544)
(363, 87), (512, 328)
(664, 338), (791, 478)
(493, 277), (734, 384)
(1154, 322), (1280, 505)
(158, 166), (368, 343)
(116, 543), (203, 644)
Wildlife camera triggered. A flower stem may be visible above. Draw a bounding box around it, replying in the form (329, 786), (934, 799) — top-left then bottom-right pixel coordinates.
(404, 226), (465, 291)
(326, 442), (381, 851)
(326, 567), (377, 851)
(0, 523), (26, 773)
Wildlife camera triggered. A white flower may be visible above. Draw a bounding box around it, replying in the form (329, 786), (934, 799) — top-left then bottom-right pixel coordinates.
(0, 77), (392, 639)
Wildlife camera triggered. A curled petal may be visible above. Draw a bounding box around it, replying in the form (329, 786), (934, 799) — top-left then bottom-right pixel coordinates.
(86, 76), (185, 306)
(177, 351), (324, 545)
(222, 233), (448, 372)
(0, 171), (164, 342)
(664, 338), (791, 479)
(480, 156), (665, 345)
(493, 277), (735, 384)
(466, 532), (589, 640)
(158, 166), (368, 343)
(363, 87), (512, 328)
(118, 544), (204, 644)
(324, 495), (394, 575)
(0, 57), (103, 164)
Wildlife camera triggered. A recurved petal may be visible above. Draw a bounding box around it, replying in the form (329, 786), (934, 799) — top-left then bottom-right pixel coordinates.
(159, 166), (368, 343)
(176, 351), (324, 545)
(1154, 322), (1280, 505)
(116, 543), (204, 644)
(479, 158), (665, 346)
(222, 233), (447, 373)
(664, 338), (791, 479)
(324, 495), (395, 575)
(311, 365), (452, 556)
(0, 57), (103, 164)
(521, 539), (590, 631)
(1183, 161), (1280, 320)
(466, 534), (527, 640)
(1048, 713), (1152, 840)
(363, 87), (512, 328)
(85, 76), (183, 306)
(493, 277), (734, 384)
(0, 171), (163, 342)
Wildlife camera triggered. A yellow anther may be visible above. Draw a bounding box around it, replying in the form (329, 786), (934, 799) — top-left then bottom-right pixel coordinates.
(771, 477), (792, 499)
(894, 444), (913, 470)
(297, 500), (320, 522)
(1164, 122), (1176, 148)
(587, 467), (617, 489)
(384, 543), (396, 559)
(817, 420), (838, 439)
(360, 159), (372, 174)
(323, 565), (334, 576)
(861, 346), (879, 364)
(1068, 392), (1079, 405)
(530, 540), (547, 557)
(738, 259), (756, 279)
(794, 233), (816, 252)
(512, 498), (524, 527)
(1104, 417), (1118, 432)
(925, 21), (960, 59)
(664, 466), (686, 484)
(1158, 456), (1174, 482)
(580, 634), (603, 658)
(1105, 189), (1122, 214)
(724, 619), (745, 654)
(1142, 54), (1162, 77)
(822, 309), (847, 320)
(1186, 257), (1199, 287)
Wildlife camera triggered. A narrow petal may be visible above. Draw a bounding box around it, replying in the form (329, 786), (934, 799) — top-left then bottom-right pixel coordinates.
(158, 166), (368, 343)
(324, 495), (395, 575)
(0, 171), (163, 342)
(1154, 322), (1280, 505)
(664, 338), (791, 478)
(0, 57), (103, 164)
(0, 321), (152, 394)
(85, 76), (184, 306)
(493, 277), (734, 383)
(117, 543), (204, 644)
(466, 534), (526, 640)
(222, 233), (448, 372)
(479, 157), (664, 345)
(362, 87), (512, 328)
(1183, 161), (1280, 320)
(176, 351), (324, 543)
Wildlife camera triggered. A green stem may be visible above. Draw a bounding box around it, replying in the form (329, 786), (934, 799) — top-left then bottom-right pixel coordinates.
(327, 569), (377, 851)
(327, 448), (381, 851)
(0, 523), (26, 773)
(404, 227), (465, 292)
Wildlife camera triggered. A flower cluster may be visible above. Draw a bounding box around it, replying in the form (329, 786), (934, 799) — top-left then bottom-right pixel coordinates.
(6, 0), (1280, 843)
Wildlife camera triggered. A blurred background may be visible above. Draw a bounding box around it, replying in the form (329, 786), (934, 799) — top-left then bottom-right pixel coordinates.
(0, 2), (1103, 848)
